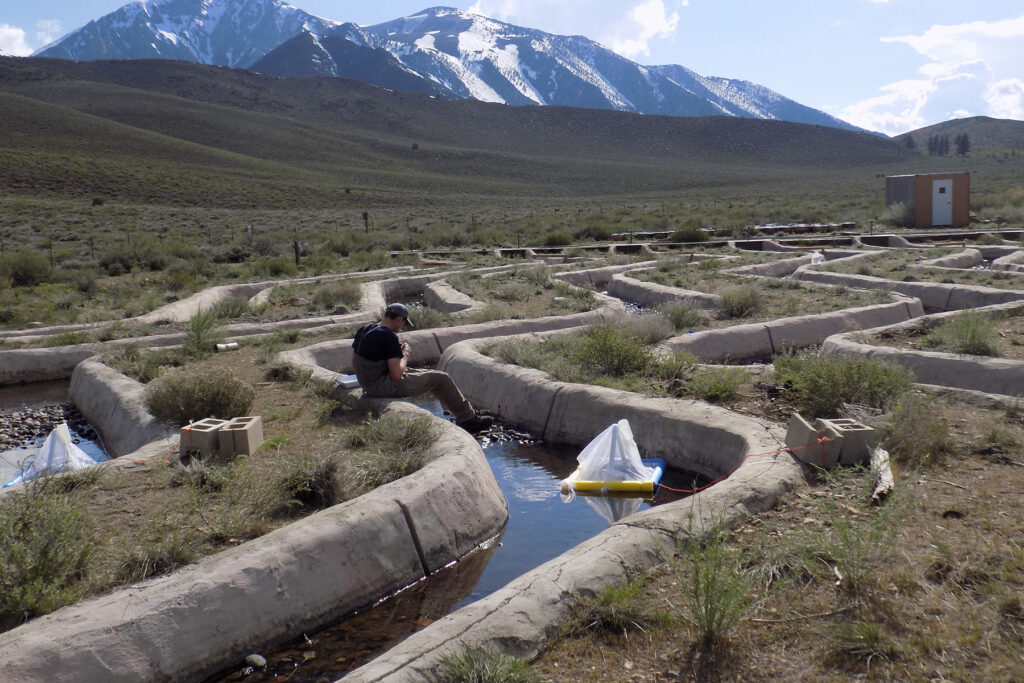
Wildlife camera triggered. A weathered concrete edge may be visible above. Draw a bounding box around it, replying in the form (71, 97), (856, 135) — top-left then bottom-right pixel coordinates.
(345, 343), (801, 682)
(795, 265), (1024, 311)
(820, 300), (1024, 397)
(272, 294), (626, 381)
(660, 295), (923, 362)
(69, 359), (178, 458)
(0, 402), (508, 683)
(607, 271), (721, 309)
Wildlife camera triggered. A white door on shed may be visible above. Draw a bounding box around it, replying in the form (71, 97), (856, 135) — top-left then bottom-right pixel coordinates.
(932, 179), (953, 226)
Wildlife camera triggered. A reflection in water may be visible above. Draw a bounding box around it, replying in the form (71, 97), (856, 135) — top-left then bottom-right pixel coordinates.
(222, 540), (499, 682)
(211, 398), (705, 681)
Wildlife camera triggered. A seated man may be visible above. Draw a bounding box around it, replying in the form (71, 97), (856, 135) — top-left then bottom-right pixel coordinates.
(352, 303), (493, 432)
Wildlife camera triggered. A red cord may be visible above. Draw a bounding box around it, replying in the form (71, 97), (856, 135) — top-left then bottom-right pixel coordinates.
(656, 437), (827, 495)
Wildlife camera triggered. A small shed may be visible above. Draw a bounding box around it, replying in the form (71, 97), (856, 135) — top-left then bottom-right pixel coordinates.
(885, 172), (970, 228)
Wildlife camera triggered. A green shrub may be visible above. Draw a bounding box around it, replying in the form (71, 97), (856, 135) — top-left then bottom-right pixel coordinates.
(311, 280), (362, 313)
(0, 476), (95, 630)
(880, 201), (914, 227)
(438, 647), (539, 683)
(773, 352), (911, 419)
(669, 221), (709, 243)
(209, 296), (255, 320)
(575, 323), (655, 376)
(183, 309), (226, 357)
(689, 367), (747, 403)
(720, 285), (762, 318)
(923, 311), (1000, 356)
(543, 230), (573, 246)
(879, 393), (951, 467)
(658, 301), (707, 332)
(1, 250), (51, 287)
(145, 368), (255, 426)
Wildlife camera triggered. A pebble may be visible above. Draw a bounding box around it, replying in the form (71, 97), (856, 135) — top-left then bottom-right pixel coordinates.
(0, 403), (98, 450)
(243, 654), (266, 668)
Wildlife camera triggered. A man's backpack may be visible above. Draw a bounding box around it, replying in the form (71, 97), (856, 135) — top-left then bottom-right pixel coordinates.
(352, 322), (378, 355)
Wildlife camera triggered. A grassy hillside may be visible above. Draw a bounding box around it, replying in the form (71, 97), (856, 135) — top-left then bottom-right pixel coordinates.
(0, 56), (1022, 258)
(896, 116), (1024, 153)
(0, 56), (922, 209)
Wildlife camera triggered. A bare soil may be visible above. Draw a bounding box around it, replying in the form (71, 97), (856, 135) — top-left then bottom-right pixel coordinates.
(533, 394), (1024, 682)
(869, 315), (1024, 360)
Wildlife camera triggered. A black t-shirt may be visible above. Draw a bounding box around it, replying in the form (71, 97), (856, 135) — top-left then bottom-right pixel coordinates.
(355, 325), (402, 363)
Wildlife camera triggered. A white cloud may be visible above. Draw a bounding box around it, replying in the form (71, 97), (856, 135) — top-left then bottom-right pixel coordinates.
(842, 14), (1024, 135)
(468, 0), (686, 58)
(0, 24), (32, 57)
(36, 20), (63, 47)
(987, 77), (1024, 120)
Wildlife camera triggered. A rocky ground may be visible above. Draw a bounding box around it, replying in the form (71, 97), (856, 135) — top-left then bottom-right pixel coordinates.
(0, 403), (100, 451)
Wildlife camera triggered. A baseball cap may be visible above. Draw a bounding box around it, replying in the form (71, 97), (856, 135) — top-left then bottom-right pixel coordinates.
(385, 303), (414, 326)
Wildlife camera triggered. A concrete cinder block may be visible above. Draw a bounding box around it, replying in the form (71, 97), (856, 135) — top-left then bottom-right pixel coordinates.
(819, 418), (876, 465)
(785, 413), (843, 469)
(217, 416), (264, 456)
(180, 418), (229, 458)
(812, 419), (845, 469)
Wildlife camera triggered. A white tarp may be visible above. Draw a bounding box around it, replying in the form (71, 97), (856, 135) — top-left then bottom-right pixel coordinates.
(575, 419), (654, 483)
(3, 422), (97, 488)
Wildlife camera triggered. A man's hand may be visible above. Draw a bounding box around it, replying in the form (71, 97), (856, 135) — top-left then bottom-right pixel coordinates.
(401, 342), (411, 357)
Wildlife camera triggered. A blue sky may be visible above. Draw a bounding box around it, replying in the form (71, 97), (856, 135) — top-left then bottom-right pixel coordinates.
(2, 0), (1022, 135)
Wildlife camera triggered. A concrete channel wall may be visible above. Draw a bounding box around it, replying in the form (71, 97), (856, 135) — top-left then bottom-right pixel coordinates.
(606, 271), (721, 310)
(344, 340), (802, 682)
(274, 295), (626, 383)
(659, 295), (924, 362)
(820, 301), (1024, 397)
(795, 265), (1024, 312)
(69, 359), (177, 459)
(0, 400), (508, 682)
(992, 251), (1024, 272)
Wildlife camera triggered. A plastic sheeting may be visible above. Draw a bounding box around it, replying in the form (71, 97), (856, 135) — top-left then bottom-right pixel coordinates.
(3, 422), (97, 488)
(575, 419), (654, 483)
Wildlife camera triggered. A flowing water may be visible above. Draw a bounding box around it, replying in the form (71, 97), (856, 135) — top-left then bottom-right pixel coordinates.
(216, 399), (702, 681)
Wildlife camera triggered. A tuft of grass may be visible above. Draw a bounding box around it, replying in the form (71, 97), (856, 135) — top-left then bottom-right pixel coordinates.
(117, 532), (197, 583)
(923, 311), (1000, 356)
(101, 343), (180, 383)
(773, 351), (911, 419)
(674, 521), (756, 650)
(408, 305), (449, 330)
(145, 368), (255, 427)
(438, 647), (540, 683)
(567, 579), (673, 638)
(275, 454), (342, 511)
(0, 476), (95, 630)
(342, 415), (438, 496)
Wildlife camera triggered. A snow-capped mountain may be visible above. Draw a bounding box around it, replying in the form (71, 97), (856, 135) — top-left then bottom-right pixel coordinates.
(36, 2), (861, 132)
(36, 0), (337, 68)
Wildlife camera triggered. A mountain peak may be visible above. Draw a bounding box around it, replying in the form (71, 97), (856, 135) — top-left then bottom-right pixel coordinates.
(34, 0), (865, 133)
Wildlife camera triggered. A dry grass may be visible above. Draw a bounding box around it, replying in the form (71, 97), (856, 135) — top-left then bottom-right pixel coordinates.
(532, 395), (1024, 682)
